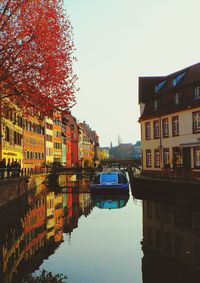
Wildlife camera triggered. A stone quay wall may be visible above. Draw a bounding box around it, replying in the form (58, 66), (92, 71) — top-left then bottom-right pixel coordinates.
(0, 174), (48, 209)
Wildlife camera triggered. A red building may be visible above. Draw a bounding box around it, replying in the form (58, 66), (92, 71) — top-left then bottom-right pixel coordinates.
(66, 122), (72, 168)
(65, 113), (79, 167)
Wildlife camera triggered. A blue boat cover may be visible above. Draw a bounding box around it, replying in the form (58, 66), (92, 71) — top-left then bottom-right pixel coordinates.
(100, 172), (118, 183)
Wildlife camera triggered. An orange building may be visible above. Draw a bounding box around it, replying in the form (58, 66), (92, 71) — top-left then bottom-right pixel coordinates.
(23, 116), (45, 170)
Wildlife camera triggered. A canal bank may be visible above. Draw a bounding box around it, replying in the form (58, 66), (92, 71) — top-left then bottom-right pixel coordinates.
(0, 173), (48, 210)
(129, 170), (200, 195)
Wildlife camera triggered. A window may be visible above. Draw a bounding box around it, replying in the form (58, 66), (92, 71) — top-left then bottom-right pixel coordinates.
(153, 120), (159, 139)
(172, 116), (179, 136)
(194, 147), (200, 167)
(154, 149), (160, 168)
(54, 119), (61, 126)
(155, 80), (167, 93)
(163, 148), (170, 167)
(162, 118), (169, 137)
(146, 149), (151, 167)
(174, 93), (180, 105)
(46, 122), (53, 130)
(46, 148), (53, 156)
(154, 100), (158, 111)
(194, 86), (200, 100)
(5, 127), (10, 142)
(193, 111), (200, 133)
(172, 72), (186, 86)
(54, 130), (61, 138)
(145, 122), (151, 140)
(18, 116), (23, 127)
(46, 135), (53, 142)
(54, 142), (62, 149)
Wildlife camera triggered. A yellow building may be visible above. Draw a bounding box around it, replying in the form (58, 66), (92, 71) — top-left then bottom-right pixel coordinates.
(82, 131), (94, 167)
(1, 105), (23, 165)
(78, 122), (97, 168)
(98, 147), (110, 160)
(45, 117), (53, 165)
(139, 63), (200, 174)
(46, 191), (55, 240)
(53, 112), (62, 163)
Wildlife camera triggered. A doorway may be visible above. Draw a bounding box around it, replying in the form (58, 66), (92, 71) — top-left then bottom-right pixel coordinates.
(182, 147), (191, 170)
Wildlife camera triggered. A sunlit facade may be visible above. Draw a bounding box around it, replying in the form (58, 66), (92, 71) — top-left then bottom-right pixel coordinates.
(2, 105), (23, 165)
(45, 118), (53, 165)
(53, 112), (62, 163)
(139, 63), (200, 174)
(23, 115), (45, 169)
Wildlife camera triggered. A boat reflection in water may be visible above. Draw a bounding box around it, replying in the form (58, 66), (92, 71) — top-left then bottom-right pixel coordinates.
(92, 193), (129, 209)
(0, 176), (93, 283)
(132, 187), (200, 283)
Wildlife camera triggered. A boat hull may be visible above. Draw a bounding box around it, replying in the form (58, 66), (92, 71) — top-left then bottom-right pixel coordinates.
(90, 183), (129, 193)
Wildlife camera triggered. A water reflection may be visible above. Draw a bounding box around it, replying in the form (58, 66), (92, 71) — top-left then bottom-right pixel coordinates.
(133, 188), (200, 283)
(92, 193), (129, 209)
(0, 176), (93, 283)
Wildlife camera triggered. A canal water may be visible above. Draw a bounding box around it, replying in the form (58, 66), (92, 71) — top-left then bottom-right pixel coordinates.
(1, 174), (200, 282)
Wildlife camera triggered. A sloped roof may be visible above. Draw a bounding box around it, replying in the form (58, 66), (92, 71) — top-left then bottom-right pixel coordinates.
(139, 62), (200, 103)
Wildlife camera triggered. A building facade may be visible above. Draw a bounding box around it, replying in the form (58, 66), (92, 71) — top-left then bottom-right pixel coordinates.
(23, 116), (45, 169)
(45, 118), (53, 165)
(79, 121), (99, 167)
(66, 114), (79, 167)
(139, 63), (200, 174)
(53, 113), (62, 163)
(2, 105), (23, 165)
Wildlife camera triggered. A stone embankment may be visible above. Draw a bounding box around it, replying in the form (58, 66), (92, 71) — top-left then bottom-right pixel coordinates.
(0, 174), (48, 209)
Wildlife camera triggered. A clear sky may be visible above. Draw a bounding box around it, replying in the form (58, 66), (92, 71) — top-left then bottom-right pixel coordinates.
(64, 0), (200, 147)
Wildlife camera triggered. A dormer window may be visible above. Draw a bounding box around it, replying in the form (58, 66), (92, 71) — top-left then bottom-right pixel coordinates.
(194, 86), (200, 100)
(172, 72), (186, 87)
(155, 80), (167, 93)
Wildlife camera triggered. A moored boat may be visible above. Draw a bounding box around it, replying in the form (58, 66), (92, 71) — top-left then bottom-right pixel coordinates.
(90, 169), (129, 193)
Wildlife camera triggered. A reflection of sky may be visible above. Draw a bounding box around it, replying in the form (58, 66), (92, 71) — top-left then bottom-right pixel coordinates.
(40, 196), (143, 283)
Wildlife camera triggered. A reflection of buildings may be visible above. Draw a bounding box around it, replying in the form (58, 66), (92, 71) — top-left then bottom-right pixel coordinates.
(46, 191), (55, 240)
(142, 198), (200, 283)
(0, 178), (94, 283)
(79, 193), (92, 217)
(0, 184), (64, 283)
(54, 193), (63, 242)
(1, 185), (47, 283)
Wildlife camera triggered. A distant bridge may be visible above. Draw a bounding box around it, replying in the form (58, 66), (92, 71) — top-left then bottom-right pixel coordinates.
(100, 159), (141, 170)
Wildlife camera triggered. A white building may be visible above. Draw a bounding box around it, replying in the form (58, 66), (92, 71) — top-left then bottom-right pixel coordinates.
(139, 62), (200, 174)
